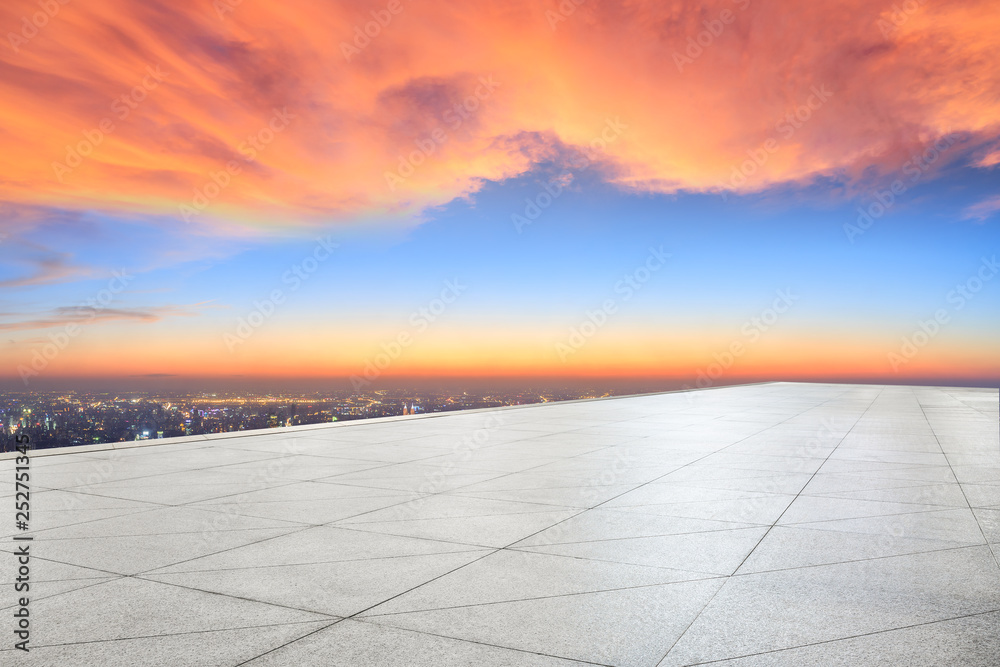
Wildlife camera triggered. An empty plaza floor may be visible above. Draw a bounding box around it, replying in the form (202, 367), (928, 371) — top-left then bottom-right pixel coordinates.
(2, 382), (999, 665)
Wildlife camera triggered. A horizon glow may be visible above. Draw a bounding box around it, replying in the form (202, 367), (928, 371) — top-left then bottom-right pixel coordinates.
(0, 0), (998, 390)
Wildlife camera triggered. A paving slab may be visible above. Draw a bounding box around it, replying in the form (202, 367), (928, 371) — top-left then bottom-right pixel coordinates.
(0, 382), (997, 666)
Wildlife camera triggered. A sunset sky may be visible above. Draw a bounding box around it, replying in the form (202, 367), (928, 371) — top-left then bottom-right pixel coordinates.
(1, 0), (998, 389)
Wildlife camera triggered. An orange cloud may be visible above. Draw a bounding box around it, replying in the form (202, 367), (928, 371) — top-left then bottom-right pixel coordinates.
(1, 0), (998, 232)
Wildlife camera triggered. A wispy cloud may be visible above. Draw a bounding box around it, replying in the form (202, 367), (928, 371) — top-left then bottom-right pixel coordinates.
(0, 303), (212, 331)
(961, 195), (1000, 223)
(975, 148), (1000, 168)
(0, 253), (89, 288)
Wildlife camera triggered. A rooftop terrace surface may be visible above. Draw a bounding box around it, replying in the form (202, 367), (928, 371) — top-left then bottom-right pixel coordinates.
(2, 382), (999, 666)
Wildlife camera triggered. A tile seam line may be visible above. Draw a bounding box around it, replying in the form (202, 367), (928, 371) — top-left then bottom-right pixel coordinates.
(11, 502), (309, 542)
(280, 440), (628, 532)
(0, 619), (339, 654)
(232, 619), (346, 667)
(304, 405), (778, 641)
(500, 387), (859, 557)
(728, 542), (989, 578)
(654, 385), (885, 665)
(127, 572), (344, 620)
(360, 573), (729, 618)
(141, 548), (493, 576)
(348, 617), (616, 667)
(674, 606), (1000, 666)
(319, 405), (682, 534)
(0, 575), (120, 614)
(506, 524), (779, 549)
(127, 524), (318, 578)
(7, 524), (306, 544)
(940, 387), (996, 418)
(915, 388), (1000, 571)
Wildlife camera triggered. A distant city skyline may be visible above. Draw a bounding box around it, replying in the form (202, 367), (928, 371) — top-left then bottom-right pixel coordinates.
(0, 382), (645, 450)
(1, 1), (998, 388)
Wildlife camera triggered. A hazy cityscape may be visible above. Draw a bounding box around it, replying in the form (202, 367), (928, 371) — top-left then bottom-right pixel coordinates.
(0, 384), (650, 451)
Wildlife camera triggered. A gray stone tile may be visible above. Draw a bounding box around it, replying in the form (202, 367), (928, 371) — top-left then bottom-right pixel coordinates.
(147, 525), (485, 573)
(340, 509), (581, 548)
(786, 508), (986, 545)
(448, 483), (640, 508)
(809, 483), (970, 507)
(23, 505), (301, 539)
(972, 507), (1000, 543)
(191, 479), (411, 504)
(12, 527), (298, 575)
(194, 494), (418, 525)
(20, 488), (162, 512)
(20, 577), (330, 646)
(0, 506), (153, 539)
(511, 508), (757, 546)
(0, 623), (335, 666)
(736, 525), (979, 574)
(0, 383), (995, 666)
(369, 578), (726, 666)
(336, 494), (577, 524)
(952, 465), (1000, 484)
(320, 472), (506, 493)
(668, 473), (815, 495)
(438, 470), (609, 493)
(218, 455), (390, 481)
(602, 483), (781, 507)
(144, 549), (490, 617)
(243, 618), (590, 666)
(363, 549), (717, 615)
(0, 557), (113, 584)
(963, 483), (1000, 508)
(0, 576), (119, 611)
(696, 611), (1000, 666)
(608, 495), (794, 525)
(516, 526), (769, 575)
(62, 468), (289, 505)
(776, 495), (947, 525)
(801, 473), (949, 495)
(661, 546), (1000, 665)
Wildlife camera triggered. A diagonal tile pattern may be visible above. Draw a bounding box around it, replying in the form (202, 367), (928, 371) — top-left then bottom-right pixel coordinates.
(0, 382), (998, 666)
